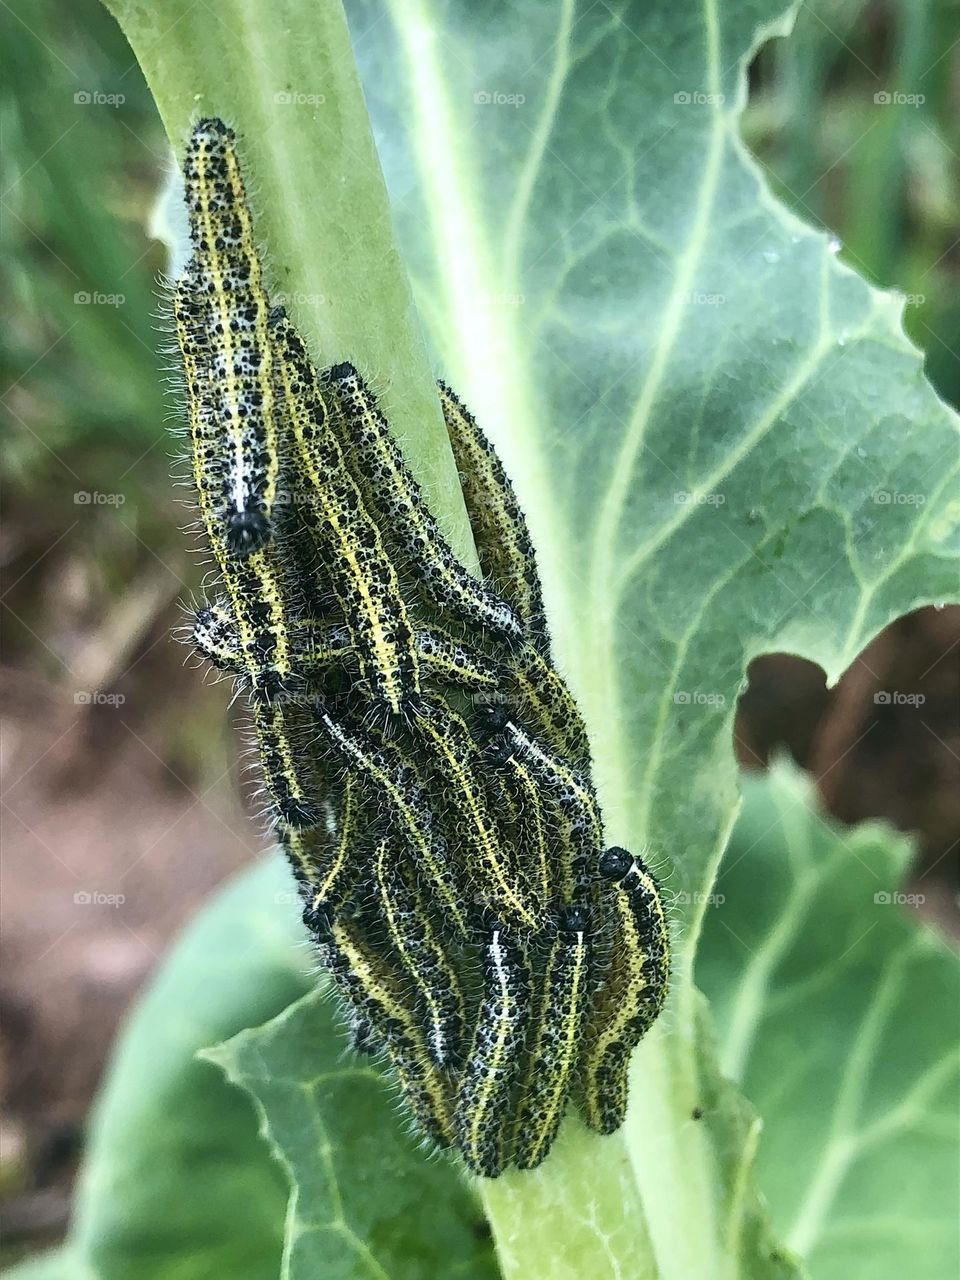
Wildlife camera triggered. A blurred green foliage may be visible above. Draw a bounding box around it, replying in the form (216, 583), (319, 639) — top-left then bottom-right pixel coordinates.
(2, 0), (166, 495)
(744, 0), (960, 405)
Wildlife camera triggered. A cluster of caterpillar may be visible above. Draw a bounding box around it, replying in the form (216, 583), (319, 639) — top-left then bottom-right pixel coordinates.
(173, 118), (669, 1177)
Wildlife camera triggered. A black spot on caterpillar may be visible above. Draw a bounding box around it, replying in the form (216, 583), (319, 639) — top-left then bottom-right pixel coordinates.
(513, 905), (591, 1169)
(438, 381), (549, 651)
(324, 363), (523, 646)
(181, 119), (278, 556)
(373, 835), (466, 1068)
(316, 708), (471, 939)
(412, 698), (544, 934)
(317, 912), (455, 1147)
(271, 313), (421, 717)
(580, 847), (669, 1135)
(457, 928), (530, 1178)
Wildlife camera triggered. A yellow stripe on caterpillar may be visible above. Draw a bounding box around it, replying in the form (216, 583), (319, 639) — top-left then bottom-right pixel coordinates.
(316, 708), (470, 938)
(413, 698), (543, 934)
(283, 772), (363, 928)
(510, 644), (592, 768)
(251, 700), (321, 830)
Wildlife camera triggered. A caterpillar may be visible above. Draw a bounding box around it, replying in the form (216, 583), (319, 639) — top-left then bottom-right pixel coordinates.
(373, 835), (466, 1068)
(438, 381), (549, 651)
(316, 912), (455, 1147)
(316, 708), (471, 939)
(174, 274), (304, 704)
(324, 364), (523, 646)
(580, 848), (669, 1135)
(413, 698), (543, 934)
(181, 119), (278, 556)
(456, 929), (530, 1178)
(271, 313), (421, 717)
(513, 906), (591, 1169)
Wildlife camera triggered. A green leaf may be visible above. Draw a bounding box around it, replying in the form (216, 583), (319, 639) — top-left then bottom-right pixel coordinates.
(94, 0), (960, 1277)
(204, 990), (498, 1280)
(68, 858), (312, 1280)
(698, 763), (960, 1280)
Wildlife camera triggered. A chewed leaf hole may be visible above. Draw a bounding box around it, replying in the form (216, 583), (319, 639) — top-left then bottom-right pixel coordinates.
(734, 606), (960, 899)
